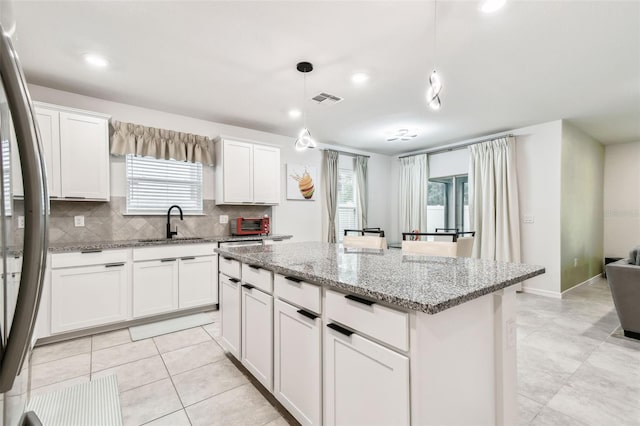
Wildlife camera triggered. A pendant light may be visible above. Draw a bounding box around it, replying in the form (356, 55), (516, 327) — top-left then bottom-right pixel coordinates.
(294, 61), (316, 152)
(426, 0), (442, 110)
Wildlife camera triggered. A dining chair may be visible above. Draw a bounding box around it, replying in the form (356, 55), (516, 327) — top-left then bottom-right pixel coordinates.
(344, 228), (385, 237)
(455, 236), (475, 257)
(401, 232), (458, 242)
(401, 240), (458, 257)
(343, 235), (387, 249)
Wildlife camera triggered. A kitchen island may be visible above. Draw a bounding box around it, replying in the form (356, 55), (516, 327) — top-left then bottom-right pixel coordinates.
(216, 242), (544, 426)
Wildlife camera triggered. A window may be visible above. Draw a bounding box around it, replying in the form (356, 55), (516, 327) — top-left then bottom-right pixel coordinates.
(126, 154), (203, 214)
(337, 158), (357, 241)
(2, 137), (11, 216)
(427, 174), (469, 232)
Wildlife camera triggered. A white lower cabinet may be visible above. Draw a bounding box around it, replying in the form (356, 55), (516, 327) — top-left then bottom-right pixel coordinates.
(241, 285), (273, 391)
(133, 259), (179, 318)
(51, 263), (128, 333)
(220, 274), (242, 358)
(179, 255), (218, 308)
(273, 299), (321, 426)
(324, 324), (410, 426)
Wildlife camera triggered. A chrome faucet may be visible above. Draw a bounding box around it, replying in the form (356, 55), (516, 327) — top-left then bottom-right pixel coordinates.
(166, 205), (183, 239)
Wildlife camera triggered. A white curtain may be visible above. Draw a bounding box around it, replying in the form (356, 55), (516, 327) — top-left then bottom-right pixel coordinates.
(399, 154), (428, 235)
(469, 136), (521, 262)
(355, 156), (368, 229)
(324, 150), (339, 243)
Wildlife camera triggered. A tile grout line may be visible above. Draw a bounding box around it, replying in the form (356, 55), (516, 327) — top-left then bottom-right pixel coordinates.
(151, 336), (193, 425)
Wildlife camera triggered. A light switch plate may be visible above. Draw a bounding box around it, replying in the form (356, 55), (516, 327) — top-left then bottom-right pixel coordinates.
(220, 215), (228, 224)
(523, 215), (534, 223)
(18, 216), (25, 229)
(74, 215), (85, 227)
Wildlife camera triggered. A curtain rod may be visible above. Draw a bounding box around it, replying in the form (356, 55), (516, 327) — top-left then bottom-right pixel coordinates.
(397, 133), (514, 159)
(320, 148), (370, 159)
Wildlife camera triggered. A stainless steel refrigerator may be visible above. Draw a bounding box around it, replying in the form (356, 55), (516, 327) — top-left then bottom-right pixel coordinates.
(0, 5), (50, 426)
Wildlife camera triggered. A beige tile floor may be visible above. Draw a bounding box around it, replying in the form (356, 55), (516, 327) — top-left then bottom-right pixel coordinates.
(29, 311), (292, 426)
(29, 277), (640, 426)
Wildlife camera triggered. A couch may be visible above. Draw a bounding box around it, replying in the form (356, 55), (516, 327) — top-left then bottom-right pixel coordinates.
(606, 247), (640, 340)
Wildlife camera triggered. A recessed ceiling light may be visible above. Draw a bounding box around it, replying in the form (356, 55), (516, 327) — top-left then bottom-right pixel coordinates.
(83, 53), (109, 68)
(386, 129), (418, 142)
(288, 109), (302, 119)
(480, 0), (506, 13)
(351, 72), (369, 84)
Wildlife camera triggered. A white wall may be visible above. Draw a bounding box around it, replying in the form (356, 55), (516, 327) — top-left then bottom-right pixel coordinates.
(28, 84), (393, 243)
(603, 141), (640, 258)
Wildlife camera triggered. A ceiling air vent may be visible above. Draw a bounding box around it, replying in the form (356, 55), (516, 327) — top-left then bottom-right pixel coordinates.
(311, 92), (343, 105)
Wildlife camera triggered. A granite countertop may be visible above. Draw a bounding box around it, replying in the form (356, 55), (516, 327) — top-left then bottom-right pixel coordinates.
(215, 242), (545, 314)
(45, 234), (292, 254)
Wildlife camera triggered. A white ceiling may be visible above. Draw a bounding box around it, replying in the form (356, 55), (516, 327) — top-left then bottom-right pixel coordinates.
(10, 0), (640, 155)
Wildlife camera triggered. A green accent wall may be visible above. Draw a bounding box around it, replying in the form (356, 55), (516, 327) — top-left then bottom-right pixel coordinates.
(560, 122), (604, 292)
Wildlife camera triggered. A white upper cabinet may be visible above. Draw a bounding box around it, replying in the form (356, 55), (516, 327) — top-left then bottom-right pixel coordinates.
(253, 144), (280, 204)
(59, 111), (110, 200)
(214, 136), (280, 205)
(12, 102), (110, 201)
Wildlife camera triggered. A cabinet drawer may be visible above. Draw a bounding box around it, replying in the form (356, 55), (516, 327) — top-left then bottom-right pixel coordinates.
(51, 249), (128, 269)
(241, 263), (273, 294)
(133, 243), (216, 262)
(325, 289), (409, 352)
(274, 274), (321, 314)
(219, 256), (241, 279)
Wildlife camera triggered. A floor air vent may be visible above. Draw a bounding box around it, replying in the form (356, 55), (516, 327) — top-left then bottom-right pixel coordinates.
(312, 92), (343, 105)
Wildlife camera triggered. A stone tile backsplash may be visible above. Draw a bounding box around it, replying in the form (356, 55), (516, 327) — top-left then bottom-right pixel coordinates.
(12, 197), (271, 244)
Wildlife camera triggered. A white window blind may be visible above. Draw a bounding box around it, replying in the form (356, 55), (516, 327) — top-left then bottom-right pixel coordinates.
(2, 138), (11, 216)
(337, 165), (357, 241)
(126, 154), (203, 214)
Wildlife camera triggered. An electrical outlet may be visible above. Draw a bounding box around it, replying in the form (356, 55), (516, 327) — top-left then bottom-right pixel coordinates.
(523, 215), (534, 224)
(574, 258), (578, 267)
(74, 215), (85, 227)
(220, 215), (228, 224)
(18, 216), (25, 229)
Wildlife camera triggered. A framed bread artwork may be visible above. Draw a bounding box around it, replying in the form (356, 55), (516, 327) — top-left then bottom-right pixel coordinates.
(287, 164), (317, 201)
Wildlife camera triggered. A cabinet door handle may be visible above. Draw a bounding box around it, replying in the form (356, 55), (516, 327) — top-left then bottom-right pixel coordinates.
(284, 276), (302, 283)
(297, 309), (318, 320)
(81, 249), (102, 254)
(241, 284), (255, 290)
(229, 278), (240, 283)
(160, 258), (177, 262)
(222, 256), (232, 261)
(248, 264), (261, 270)
(345, 294), (375, 306)
(327, 323), (353, 337)
(65, 196), (86, 199)
(105, 263), (125, 268)
(181, 257), (196, 261)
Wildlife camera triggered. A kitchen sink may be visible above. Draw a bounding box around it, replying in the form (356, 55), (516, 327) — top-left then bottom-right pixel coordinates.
(137, 237), (204, 243)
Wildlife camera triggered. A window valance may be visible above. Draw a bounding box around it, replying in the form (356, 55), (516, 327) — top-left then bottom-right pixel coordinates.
(110, 120), (214, 165)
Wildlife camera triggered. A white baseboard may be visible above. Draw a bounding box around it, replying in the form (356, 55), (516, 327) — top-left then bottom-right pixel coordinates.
(521, 286), (562, 299)
(561, 273), (602, 297)
(521, 273), (603, 299)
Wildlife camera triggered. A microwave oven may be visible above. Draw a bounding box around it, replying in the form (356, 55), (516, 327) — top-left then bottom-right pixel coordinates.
(231, 217), (270, 236)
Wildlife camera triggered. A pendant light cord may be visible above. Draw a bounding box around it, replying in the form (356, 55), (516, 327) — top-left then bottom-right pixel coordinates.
(433, 0), (437, 63)
(303, 73), (307, 130)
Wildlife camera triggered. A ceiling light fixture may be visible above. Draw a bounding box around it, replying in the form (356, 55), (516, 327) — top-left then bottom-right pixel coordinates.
(294, 61), (316, 152)
(426, 0), (442, 110)
(480, 0), (506, 13)
(351, 72), (369, 84)
(83, 53), (109, 68)
(288, 109), (302, 119)
(387, 129), (418, 142)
